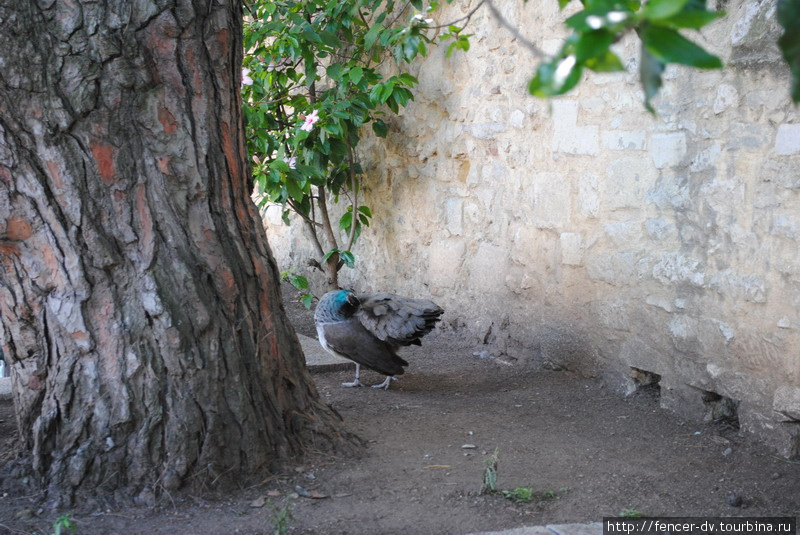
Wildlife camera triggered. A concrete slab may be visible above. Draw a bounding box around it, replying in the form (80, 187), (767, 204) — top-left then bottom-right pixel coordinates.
(466, 522), (603, 535)
(298, 333), (352, 373)
(0, 377), (10, 401)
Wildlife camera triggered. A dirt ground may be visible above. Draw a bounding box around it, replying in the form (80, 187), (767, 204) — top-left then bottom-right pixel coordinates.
(1, 284), (799, 535)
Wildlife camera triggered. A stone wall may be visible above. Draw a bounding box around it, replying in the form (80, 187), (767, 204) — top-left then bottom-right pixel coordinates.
(264, 0), (800, 455)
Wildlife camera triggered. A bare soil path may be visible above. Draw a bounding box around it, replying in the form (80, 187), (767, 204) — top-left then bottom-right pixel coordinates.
(1, 284), (798, 534)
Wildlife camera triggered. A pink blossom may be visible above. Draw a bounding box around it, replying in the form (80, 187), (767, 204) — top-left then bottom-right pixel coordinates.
(300, 109), (320, 132)
(241, 68), (253, 86)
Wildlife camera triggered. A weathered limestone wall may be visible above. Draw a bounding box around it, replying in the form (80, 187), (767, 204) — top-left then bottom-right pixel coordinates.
(265, 0), (800, 455)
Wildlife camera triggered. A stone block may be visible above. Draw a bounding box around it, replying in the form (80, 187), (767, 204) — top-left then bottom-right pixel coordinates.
(729, 122), (771, 150)
(652, 252), (706, 287)
(509, 109), (525, 129)
(578, 172), (599, 218)
(466, 122), (507, 140)
(551, 100), (599, 156)
(739, 401), (800, 458)
(689, 144), (721, 172)
(444, 197), (463, 235)
(601, 130), (646, 150)
(531, 172), (571, 229)
(586, 252), (637, 285)
(775, 124), (800, 156)
(773, 386), (800, 422)
(650, 132), (687, 169)
(619, 337), (669, 376)
(713, 84), (739, 114)
(559, 232), (584, 266)
(645, 218), (676, 241)
(467, 242), (509, 294)
(509, 224), (557, 267)
(604, 157), (657, 211)
(659, 378), (707, 422)
(427, 239), (466, 291)
(604, 220), (641, 247)
(729, 0), (784, 66)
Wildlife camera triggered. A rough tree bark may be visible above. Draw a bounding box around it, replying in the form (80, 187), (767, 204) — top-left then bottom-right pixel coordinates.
(0, 0), (354, 507)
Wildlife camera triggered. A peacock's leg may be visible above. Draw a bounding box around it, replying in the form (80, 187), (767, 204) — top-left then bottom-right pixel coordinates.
(342, 363), (363, 387)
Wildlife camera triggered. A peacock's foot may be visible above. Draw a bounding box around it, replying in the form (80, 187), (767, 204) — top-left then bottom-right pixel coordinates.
(341, 378), (363, 388)
(371, 376), (397, 390)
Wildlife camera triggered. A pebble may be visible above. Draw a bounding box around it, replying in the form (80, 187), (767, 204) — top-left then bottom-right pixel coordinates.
(14, 509), (34, 520)
(461, 444), (477, 449)
(727, 492), (743, 507)
(722, 448), (733, 456)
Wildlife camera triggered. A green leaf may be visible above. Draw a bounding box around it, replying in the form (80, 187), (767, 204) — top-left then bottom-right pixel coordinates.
(778, 0), (800, 103)
(639, 44), (665, 113)
(339, 211), (353, 231)
(340, 250), (356, 268)
(565, 9), (631, 31)
(285, 177), (305, 201)
(270, 159), (291, 173)
(283, 272), (308, 290)
(349, 66), (364, 84)
(642, 0), (691, 20)
(300, 293), (314, 309)
(319, 29), (342, 48)
(529, 56), (583, 97)
(398, 73), (419, 86)
(660, 9), (724, 29)
(326, 63), (345, 81)
(364, 23), (383, 50)
(639, 24), (722, 69)
(358, 205), (372, 217)
(574, 30), (615, 62)
(300, 27), (323, 44)
(585, 49), (626, 71)
(322, 248), (339, 263)
(391, 86), (413, 107)
(372, 119), (388, 137)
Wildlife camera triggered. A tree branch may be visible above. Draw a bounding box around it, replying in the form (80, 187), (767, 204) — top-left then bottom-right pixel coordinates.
(344, 142), (358, 253)
(317, 185), (339, 254)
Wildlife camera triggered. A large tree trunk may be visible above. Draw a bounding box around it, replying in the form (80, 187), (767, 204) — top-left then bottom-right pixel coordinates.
(0, 0), (353, 507)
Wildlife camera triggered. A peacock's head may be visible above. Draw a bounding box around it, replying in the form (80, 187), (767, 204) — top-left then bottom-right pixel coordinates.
(332, 289), (360, 315)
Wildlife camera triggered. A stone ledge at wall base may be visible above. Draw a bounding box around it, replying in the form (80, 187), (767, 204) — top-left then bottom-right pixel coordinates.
(298, 333), (352, 372)
(607, 366), (800, 460)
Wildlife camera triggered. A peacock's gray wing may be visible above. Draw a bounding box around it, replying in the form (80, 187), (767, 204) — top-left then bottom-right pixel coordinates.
(320, 317), (408, 376)
(355, 292), (444, 347)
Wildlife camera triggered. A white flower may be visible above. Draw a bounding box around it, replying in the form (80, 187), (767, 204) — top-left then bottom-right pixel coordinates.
(241, 68), (253, 86)
(284, 156), (297, 169)
(300, 109), (320, 132)
(412, 13), (433, 24)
